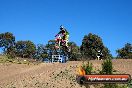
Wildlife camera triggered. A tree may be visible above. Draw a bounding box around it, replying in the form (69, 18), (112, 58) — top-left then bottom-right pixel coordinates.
(45, 40), (57, 61)
(116, 43), (132, 59)
(15, 40), (36, 58)
(34, 44), (48, 60)
(46, 40), (57, 54)
(100, 59), (119, 88)
(0, 32), (16, 58)
(101, 59), (113, 74)
(68, 42), (80, 61)
(45, 40), (80, 61)
(80, 33), (112, 60)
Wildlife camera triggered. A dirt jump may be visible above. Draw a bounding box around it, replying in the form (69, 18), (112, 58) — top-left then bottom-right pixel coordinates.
(0, 59), (132, 88)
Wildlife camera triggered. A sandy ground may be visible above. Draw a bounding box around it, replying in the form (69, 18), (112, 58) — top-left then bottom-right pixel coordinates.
(0, 59), (132, 88)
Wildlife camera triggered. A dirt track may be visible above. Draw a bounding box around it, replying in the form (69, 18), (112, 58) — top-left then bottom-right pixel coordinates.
(0, 60), (132, 88)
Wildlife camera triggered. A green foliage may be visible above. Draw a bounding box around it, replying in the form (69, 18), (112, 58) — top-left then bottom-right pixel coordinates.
(0, 32), (15, 49)
(15, 40), (36, 58)
(0, 32), (16, 58)
(100, 59), (113, 74)
(68, 42), (80, 61)
(6, 46), (16, 59)
(0, 55), (15, 63)
(0, 55), (9, 63)
(99, 59), (128, 88)
(45, 40), (57, 61)
(46, 40), (80, 61)
(82, 61), (93, 74)
(34, 44), (48, 60)
(80, 33), (112, 60)
(46, 40), (56, 54)
(116, 43), (132, 59)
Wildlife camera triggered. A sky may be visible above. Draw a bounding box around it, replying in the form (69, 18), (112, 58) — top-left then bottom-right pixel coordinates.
(0, 0), (132, 56)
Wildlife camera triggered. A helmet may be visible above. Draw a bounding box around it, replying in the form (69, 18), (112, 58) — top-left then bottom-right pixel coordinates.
(60, 25), (64, 30)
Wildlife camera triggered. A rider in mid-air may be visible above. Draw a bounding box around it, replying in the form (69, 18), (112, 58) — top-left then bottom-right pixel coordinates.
(55, 25), (69, 47)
